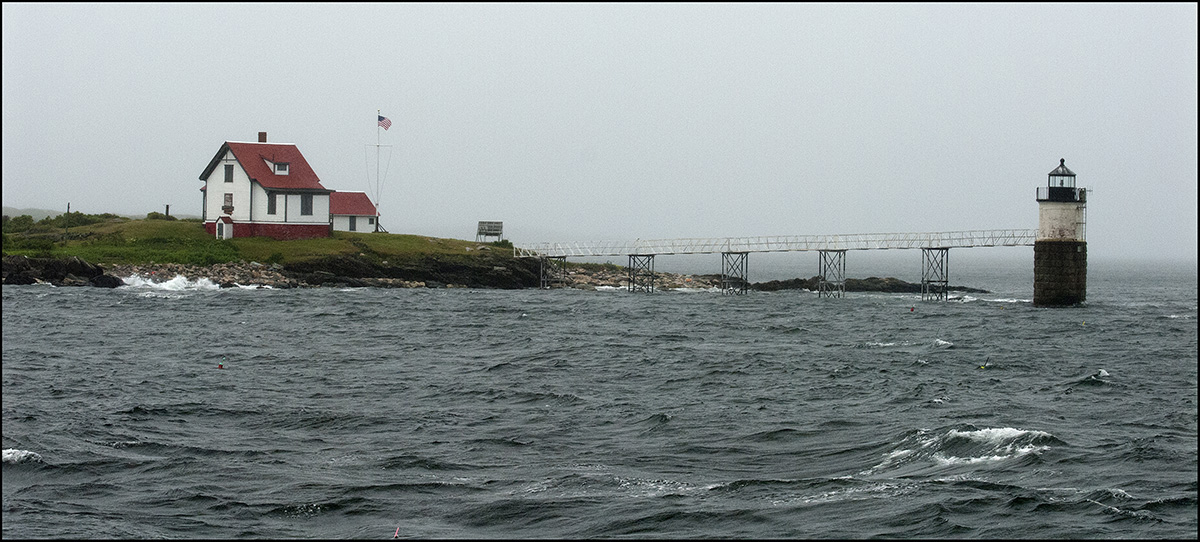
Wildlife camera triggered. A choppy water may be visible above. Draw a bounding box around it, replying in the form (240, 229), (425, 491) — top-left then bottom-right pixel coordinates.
(3, 256), (1196, 538)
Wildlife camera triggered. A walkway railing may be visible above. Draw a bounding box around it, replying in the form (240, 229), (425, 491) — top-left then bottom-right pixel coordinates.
(513, 229), (1036, 258)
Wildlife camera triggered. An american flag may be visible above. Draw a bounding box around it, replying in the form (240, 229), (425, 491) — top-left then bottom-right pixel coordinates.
(378, 115), (392, 130)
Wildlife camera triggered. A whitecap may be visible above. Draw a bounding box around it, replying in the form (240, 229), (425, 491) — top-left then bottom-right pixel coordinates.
(885, 449), (915, 460)
(933, 339), (953, 348)
(946, 427), (1051, 443)
(796, 481), (916, 505)
(932, 452), (1013, 465)
(932, 444), (1047, 465)
(2, 448), (43, 464)
(235, 283), (274, 290)
(120, 274), (219, 291)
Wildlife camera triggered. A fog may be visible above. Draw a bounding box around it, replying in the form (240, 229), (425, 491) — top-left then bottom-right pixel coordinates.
(3, 3), (1196, 263)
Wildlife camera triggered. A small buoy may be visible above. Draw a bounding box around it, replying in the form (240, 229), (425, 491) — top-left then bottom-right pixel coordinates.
(393, 526), (400, 538)
(218, 364), (224, 369)
(910, 307), (915, 312)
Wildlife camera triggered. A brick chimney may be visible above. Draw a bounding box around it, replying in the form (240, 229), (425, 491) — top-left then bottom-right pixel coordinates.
(258, 131), (267, 143)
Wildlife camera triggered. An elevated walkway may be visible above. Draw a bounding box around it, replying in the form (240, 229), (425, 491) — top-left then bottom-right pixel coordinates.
(514, 229), (1034, 298)
(513, 229), (1035, 258)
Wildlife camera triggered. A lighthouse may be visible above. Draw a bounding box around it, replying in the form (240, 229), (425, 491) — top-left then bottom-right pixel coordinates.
(1034, 159), (1087, 306)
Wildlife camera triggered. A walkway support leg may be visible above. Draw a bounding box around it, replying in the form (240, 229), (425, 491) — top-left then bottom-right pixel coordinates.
(540, 256), (568, 289)
(628, 254), (655, 293)
(818, 250), (846, 298)
(921, 248), (949, 301)
(721, 252), (749, 295)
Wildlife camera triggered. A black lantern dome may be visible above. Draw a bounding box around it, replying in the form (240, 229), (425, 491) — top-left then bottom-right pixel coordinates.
(1038, 158), (1084, 202)
(1048, 158), (1076, 188)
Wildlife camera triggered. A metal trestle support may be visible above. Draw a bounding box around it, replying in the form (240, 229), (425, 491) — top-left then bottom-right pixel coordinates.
(921, 248), (949, 301)
(721, 252), (749, 295)
(818, 250), (846, 298)
(628, 254), (656, 293)
(539, 256), (568, 289)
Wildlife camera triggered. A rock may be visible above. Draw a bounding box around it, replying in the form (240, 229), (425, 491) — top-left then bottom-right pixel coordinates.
(2, 255), (38, 285)
(3, 255), (105, 285)
(4, 271), (38, 285)
(335, 277), (370, 288)
(89, 274), (125, 288)
(5, 253), (992, 293)
(748, 275), (989, 293)
(55, 274), (89, 287)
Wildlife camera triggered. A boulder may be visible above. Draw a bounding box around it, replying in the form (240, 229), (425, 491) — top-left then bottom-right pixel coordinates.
(89, 274), (125, 288)
(2, 255), (39, 285)
(2, 255), (105, 285)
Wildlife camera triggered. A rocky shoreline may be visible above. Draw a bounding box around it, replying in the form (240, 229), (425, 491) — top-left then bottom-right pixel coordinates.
(92, 260), (729, 291)
(3, 254), (989, 293)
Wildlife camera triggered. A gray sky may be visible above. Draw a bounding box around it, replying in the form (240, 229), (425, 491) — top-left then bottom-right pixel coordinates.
(4, 3), (1197, 262)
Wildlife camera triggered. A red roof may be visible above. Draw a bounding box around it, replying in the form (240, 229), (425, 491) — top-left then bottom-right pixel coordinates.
(330, 191), (378, 216)
(200, 141), (330, 192)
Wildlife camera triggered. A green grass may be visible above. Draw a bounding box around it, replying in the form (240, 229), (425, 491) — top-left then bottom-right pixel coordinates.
(2, 218), (509, 266)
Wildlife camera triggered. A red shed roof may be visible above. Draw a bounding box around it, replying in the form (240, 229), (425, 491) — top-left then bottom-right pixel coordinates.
(199, 141), (330, 192)
(330, 191), (378, 216)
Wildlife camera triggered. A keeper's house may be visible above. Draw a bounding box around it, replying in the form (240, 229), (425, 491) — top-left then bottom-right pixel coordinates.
(330, 191), (379, 232)
(200, 132), (336, 240)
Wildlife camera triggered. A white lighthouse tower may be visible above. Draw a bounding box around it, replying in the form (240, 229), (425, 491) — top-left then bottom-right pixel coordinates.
(1034, 158), (1087, 306)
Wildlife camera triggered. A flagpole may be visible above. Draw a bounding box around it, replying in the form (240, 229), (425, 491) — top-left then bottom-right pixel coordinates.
(374, 109), (379, 231)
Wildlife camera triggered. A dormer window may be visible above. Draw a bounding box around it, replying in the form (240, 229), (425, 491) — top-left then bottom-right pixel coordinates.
(264, 157), (290, 175)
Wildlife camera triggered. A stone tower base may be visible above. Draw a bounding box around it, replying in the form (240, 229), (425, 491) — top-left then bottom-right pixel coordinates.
(1034, 240), (1087, 307)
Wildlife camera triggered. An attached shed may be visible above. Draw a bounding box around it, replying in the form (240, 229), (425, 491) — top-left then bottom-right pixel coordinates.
(330, 191), (379, 232)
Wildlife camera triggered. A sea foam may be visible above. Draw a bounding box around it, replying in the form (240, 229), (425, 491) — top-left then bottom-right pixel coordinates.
(3, 448), (43, 464)
(121, 274), (220, 290)
(121, 274), (272, 290)
(864, 426), (1055, 475)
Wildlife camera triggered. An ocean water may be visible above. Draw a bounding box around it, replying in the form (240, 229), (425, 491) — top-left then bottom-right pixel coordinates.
(3, 256), (1196, 538)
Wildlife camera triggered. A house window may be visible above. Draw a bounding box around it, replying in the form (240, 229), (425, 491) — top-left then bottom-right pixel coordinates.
(267, 193), (277, 215)
(301, 194), (313, 216)
(224, 193), (233, 207)
(224, 164), (234, 183)
(349, 216), (357, 232)
(368, 217), (375, 225)
(275, 162), (289, 175)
